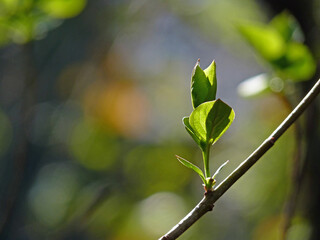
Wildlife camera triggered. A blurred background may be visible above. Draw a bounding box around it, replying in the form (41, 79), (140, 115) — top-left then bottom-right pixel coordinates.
(0, 0), (319, 239)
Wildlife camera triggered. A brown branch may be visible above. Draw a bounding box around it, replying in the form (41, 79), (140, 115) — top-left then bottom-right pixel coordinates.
(159, 78), (320, 240)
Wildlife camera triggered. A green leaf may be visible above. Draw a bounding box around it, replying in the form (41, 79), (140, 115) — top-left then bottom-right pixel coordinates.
(182, 117), (202, 148)
(271, 42), (316, 81)
(191, 60), (217, 109)
(238, 23), (286, 61)
(176, 155), (206, 183)
(238, 12), (314, 82)
(203, 60), (217, 98)
(189, 99), (235, 147)
(270, 11), (302, 43)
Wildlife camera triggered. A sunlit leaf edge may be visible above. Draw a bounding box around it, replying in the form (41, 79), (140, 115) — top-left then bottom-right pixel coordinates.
(182, 117), (203, 149)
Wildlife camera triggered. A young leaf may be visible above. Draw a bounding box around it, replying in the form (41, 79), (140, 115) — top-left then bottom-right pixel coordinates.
(238, 23), (285, 61)
(191, 60), (217, 109)
(203, 60), (217, 100)
(271, 42), (316, 81)
(189, 99), (235, 147)
(176, 155), (206, 183)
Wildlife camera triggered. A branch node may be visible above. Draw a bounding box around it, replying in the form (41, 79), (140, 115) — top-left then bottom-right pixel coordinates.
(269, 136), (276, 145)
(207, 204), (214, 211)
(204, 189), (212, 196)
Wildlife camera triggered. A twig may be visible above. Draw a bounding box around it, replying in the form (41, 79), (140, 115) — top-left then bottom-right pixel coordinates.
(159, 78), (320, 240)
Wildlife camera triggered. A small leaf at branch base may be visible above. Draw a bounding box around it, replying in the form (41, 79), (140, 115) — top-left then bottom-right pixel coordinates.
(176, 155), (206, 184)
(212, 160), (229, 179)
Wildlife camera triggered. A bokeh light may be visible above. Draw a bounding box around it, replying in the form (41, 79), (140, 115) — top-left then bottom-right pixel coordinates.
(28, 163), (80, 228)
(137, 192), (187, 237)
(70, 119), (120, 171)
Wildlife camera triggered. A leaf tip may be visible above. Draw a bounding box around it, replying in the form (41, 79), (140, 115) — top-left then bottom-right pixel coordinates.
(175, 155), (186, 163)
(192, 59), (202, 77)
(194, 58), (200, 68)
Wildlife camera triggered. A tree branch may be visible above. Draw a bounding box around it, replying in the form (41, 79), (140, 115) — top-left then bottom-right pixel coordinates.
(159, 78), (320, 240)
